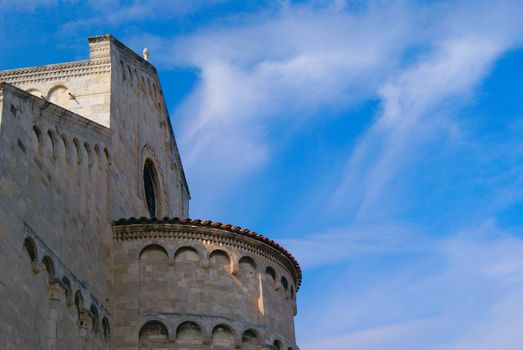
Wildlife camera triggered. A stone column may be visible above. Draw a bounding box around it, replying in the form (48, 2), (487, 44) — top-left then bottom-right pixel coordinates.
(48, 282), (63, 350)
(77, 310), (92, 350)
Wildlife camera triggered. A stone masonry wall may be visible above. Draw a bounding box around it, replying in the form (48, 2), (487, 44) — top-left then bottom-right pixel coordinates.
(0, 84), (113, 349)
(0, 35), (190, 221)
(0, 34), (300, 350)
(104, 35), (189, 220)
(112, 222), (299, 350)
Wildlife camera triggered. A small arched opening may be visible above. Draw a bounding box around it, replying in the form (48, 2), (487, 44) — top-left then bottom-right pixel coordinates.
(42, 255), (55, 283)
(242, 329), (260, 345)
(209, 250), (231, 274)
(139, 320), (169, 346)
(175, 321), (202, 344)
(212, 324), (235, 347)
(143, 158), (160, 217)
(102, 317), (110, 342)
(23, 237), (37, 263)
(90, 304), (99, 332)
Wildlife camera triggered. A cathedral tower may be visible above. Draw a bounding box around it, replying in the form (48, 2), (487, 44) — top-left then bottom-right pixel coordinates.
(0, 34), (300, 350)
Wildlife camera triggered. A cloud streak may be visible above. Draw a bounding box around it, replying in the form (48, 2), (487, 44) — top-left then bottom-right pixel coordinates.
(135, 2), (420, 204)
(332, 0), (523, 221)
(292, 220), (523, 350)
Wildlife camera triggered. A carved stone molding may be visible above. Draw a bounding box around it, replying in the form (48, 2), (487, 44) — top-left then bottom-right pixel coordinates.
(0, 60), (110, 86)
(112, 221), (301, 289)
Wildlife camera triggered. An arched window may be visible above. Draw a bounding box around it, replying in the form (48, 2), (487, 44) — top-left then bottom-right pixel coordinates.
(174, 246), (200, 265)
(273, 340), (282, 350)
(62, 276), (73, 306)
(209, 250), (231, 274)
(239, 256), (256, 274)
(74, 290), (84, 312)
(139, 244), (169, 313)
(242, 329), (260, 345)
(212, 324), (234, 347)
(23, 237), (37, 262)
(281, 276), (289, 291)
(102, 317), (111, 342)
(176, 321), (202, 344)
(42, 255), (55, 283)
(90, 304), (99, 332)
(139, 321), (169, 345)
(265, 267), (276, 282)
(143, 159), (159, 217)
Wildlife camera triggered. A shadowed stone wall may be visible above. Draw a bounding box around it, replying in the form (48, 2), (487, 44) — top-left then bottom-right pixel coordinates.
(112, 219), (300, 350)
(0, 34), (300, 350)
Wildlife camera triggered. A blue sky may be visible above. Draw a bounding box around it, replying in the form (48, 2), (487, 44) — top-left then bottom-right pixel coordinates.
(3, 0), (523, 348)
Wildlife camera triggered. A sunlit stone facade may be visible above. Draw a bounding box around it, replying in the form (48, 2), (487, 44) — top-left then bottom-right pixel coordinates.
(0, 34), (300, 350)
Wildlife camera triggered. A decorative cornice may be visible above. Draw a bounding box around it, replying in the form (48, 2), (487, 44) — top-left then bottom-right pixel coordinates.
(0, 59), (110, 86)
(87, 34), (114, 44)
(113, 217), (302, 289)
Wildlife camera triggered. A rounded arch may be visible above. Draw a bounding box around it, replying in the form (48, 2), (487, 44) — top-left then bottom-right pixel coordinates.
(147, 77), (152, 94)
(61, 276), (73, 306)
(94, 144), (101, 166)
(26, 87), (43, 97)
(174, 246), (200, 264)
(139, 320), (169, 344)
(73, 138), (82, 164)
(102, 317), (110, 342)
(60, 133), (71, 164)
(239, 256), (257, 272)
(127, 66), (133, 85)
(41, 255), (55, 282)
(74, 290), (84, 311)
(47, 84), (70, 108)
(143, 158), (161, 217)
(139, 244), (168, 260)
(103, 147), (111, 165)
(23, 236), (37, 262)
(265, 266), (276, 282)
(46, 129), (57, 160)
(140, 76), (146, 92)
(120, 60), (126, 82)
(212, 324), (235, 347)
(175, 321), (202, 344)
(32, 125), (43, 155)
(281, 276), (289, 291)
(209, 249), (232, 274)
(84, 142), (92, 167)
(242, 329), (260, 345)
(90, 304), (99, 332)
(273, 340), (283, 350)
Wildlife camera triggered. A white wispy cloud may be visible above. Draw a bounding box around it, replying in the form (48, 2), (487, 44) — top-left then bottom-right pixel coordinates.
(0, 0), (61, 11)
(59, 0), (229, 33)
(127, 2), (523, 348)
(293, 220), (523, 350)
(332, 1), (523, 221)
(132, 2), (420, 202)
(129, 1), (523, 216)
(281, 222), (434, 269)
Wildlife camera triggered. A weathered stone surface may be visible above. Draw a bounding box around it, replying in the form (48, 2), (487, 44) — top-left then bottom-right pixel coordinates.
(0, 34), (300, 350)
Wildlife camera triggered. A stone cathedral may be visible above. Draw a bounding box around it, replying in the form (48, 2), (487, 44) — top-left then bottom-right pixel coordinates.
(0, 35), (301, 350)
